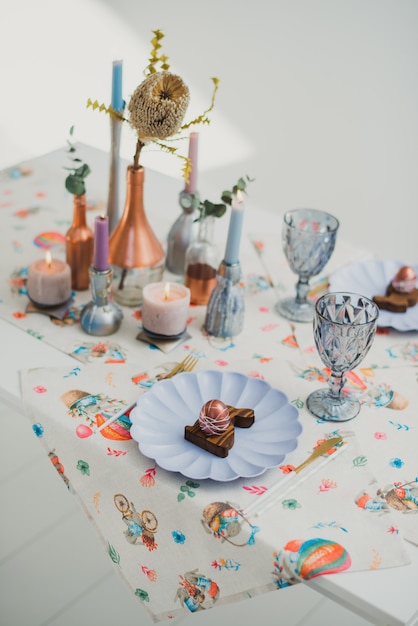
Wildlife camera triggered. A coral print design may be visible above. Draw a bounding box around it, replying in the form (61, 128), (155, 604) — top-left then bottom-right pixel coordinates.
(48, 451), (70, 489)
(175, 569), (220, 612)
(71, 341), (126, 364)
(114, 494), (158, 551)
(356, 479), (418, 513)
(201, 501), (259, 546)
(386, 341), (418, 364)
(61, 389), (132, 439)
(273, 538), (351, 587)
(293, 364), (410, 411)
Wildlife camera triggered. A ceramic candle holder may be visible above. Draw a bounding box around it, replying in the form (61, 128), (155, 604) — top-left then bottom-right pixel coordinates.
(204, 260), (245, 338)
(142, 282), (190, 338)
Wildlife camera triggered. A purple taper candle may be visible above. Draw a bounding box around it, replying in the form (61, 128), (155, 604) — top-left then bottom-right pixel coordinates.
(93, 215), (109, 271)
(184, 132), (198, 194)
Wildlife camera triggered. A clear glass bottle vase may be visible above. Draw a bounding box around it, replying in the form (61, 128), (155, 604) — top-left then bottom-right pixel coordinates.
(166, 190), (200, 275)
(65, 193), (94, 291)
(109, 165), (165, 307)
(184, 215), (218, 305)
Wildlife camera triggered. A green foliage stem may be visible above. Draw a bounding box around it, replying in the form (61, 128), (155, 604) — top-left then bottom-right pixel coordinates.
(64, 126), (91, 196)
(195, 174), (254, 222)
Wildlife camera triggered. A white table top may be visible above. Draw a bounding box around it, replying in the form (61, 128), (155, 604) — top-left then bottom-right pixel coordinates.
(1, 145), (417, 625)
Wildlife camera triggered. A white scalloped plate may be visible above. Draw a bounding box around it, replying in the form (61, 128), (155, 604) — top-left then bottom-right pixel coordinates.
(129, 370), (302, 482)
(329, 260), (418, 331)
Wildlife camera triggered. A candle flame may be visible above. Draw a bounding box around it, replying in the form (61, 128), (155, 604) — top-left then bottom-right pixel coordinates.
(236, 189), (244, 204)
(164, 283), (170, 301)
(45, 250), (52, 268)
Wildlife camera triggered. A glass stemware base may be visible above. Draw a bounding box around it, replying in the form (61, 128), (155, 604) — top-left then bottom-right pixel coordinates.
(275, 296), (314, 323)
(306, 388), (360, 422)
(306, 291), (379, 423)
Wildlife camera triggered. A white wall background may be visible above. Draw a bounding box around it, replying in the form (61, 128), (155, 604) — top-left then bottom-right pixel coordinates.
(1, 0), (417, 261)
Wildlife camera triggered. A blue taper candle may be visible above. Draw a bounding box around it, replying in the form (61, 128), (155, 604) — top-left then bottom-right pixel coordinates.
(111, 60), (124, 112)
(223, 191), (245, 265)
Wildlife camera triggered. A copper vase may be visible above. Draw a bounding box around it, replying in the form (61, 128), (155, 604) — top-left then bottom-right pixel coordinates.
(109, 165), (165, 307)
(65, 194), (94, 291)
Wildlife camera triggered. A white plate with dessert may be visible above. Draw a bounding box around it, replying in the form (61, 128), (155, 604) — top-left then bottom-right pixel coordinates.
(129, 370), (302, 482)
(329, 260), (418, 331)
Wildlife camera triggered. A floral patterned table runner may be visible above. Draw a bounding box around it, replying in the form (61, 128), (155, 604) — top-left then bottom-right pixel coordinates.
(2, 147), (417, 621)
(19, 285), (417, 620)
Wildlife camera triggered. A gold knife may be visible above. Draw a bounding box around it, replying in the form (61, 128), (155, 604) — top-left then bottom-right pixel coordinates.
(244, 436), (344, 518)
(293, 436), (343, 474)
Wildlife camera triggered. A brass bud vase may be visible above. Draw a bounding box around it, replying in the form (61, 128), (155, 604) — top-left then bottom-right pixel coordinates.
(109, 165), (165, 307)
(65, 194), (94, 291)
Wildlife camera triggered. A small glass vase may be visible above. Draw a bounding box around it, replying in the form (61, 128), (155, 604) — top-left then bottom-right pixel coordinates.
(165, 190), (200, 275)
(109, 165), (165, 307)
(65, 193), (94, 291)
(184, 215), (218, 305)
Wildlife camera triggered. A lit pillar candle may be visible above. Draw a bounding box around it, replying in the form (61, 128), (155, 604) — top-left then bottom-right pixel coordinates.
(27, 251), (72, 307)
(111, 60), (124, 112)
(93, 214), (109, 271)
(184, 132), (198, 194)
(142, 282), (191, 337)
(223, 190), (245, 265)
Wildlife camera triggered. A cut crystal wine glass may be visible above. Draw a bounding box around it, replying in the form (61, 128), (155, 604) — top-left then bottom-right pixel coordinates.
(275, 208), (339, 323)
(306, 292), (379, 422)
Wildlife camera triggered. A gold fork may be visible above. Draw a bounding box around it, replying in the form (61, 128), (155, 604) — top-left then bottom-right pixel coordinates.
(94, 355), (199, 435)
(165, 354), (199, 379)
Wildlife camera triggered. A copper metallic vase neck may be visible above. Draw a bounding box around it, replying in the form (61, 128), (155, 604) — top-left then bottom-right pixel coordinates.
(108, 166), (164, 270)
(72, 194), (88, 225)
(74, 193), (87, 205)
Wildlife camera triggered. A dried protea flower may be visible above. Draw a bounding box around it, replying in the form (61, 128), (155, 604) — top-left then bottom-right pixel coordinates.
(128, 71), (190, 142)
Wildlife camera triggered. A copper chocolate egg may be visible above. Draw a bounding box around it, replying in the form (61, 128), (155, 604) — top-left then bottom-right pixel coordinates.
(392, 265), (416, 294)
(199, 399), (230, 435)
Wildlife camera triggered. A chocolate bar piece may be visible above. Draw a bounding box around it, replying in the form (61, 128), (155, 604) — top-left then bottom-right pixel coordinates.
(184, 420), (235, 458)
(184, 405), (256, 458)
(227, 406), (255, 428)
(373, 286), (418, 313)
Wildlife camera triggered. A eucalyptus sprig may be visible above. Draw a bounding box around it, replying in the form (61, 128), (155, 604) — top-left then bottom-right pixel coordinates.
(64, 126), (91, 196)
(220, 175), (254, 206)
(195, 175), (254, 222)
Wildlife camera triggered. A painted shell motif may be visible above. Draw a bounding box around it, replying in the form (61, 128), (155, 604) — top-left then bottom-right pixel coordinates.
(276, 537), (351, 582)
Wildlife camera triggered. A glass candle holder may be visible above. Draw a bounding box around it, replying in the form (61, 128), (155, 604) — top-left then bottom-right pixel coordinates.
(80, 266), (123, 336)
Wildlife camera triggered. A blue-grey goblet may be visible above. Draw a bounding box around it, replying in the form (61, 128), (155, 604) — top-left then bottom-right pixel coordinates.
(306, 292), (379, 421)
(275, 208), (339, 323)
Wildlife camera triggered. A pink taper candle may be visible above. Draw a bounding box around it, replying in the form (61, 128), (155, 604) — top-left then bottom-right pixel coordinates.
(93, 215), (109, 271)
(185, 132), (198, 194)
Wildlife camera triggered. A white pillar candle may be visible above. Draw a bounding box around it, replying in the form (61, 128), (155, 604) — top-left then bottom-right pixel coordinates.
(142, 282), (191, 337)
(27, 251), (72, 307)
